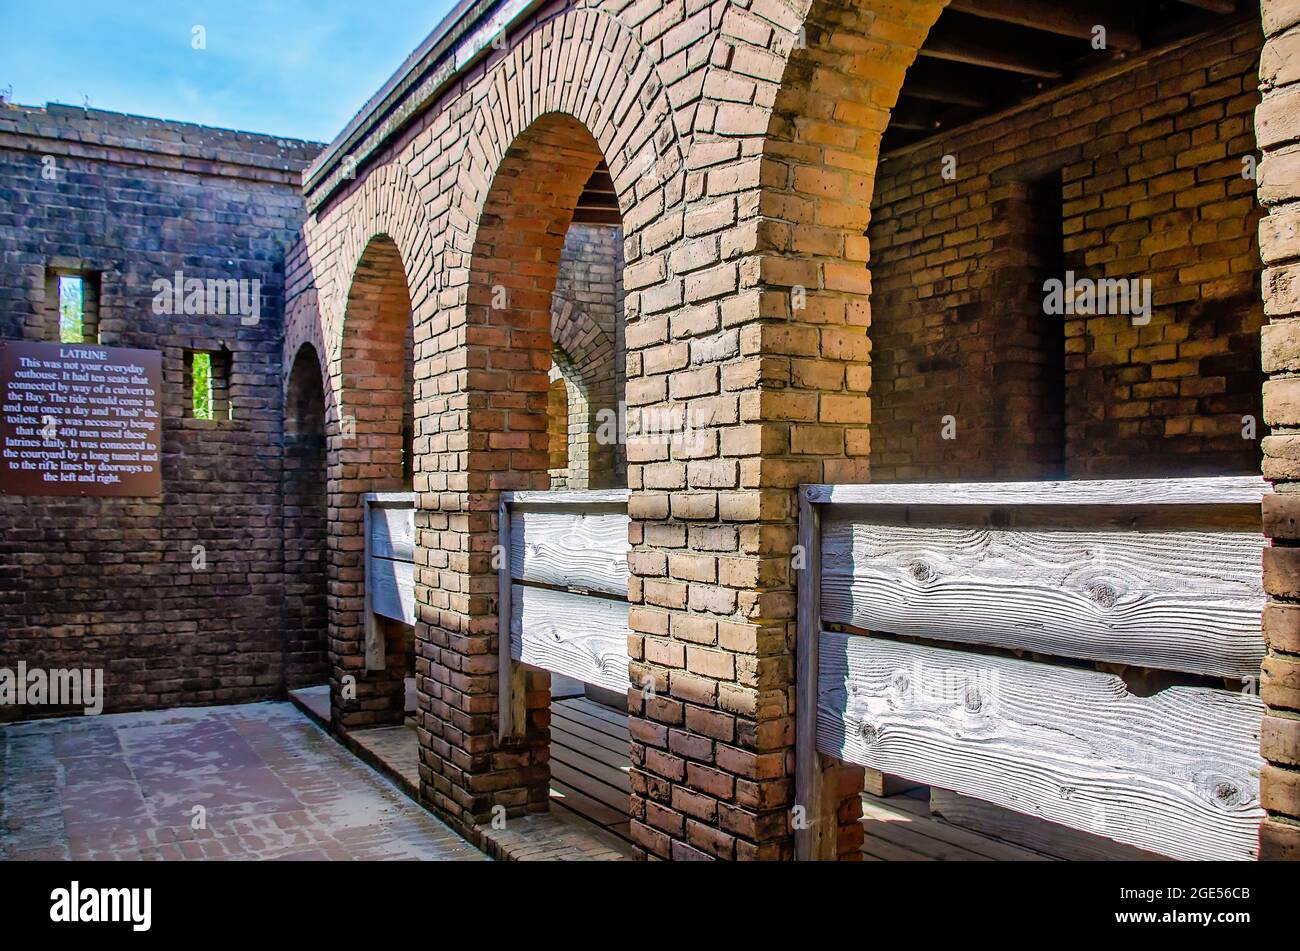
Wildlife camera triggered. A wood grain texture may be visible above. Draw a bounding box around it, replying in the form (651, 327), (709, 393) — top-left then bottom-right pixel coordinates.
(509, 507), (630, 596)
(510, 584), (630, 693)
(821, 517), (1266, 679)
(817, 633), (1266, 861)
(805, 475), (1268, 507)
(368, 505), (415, 562)
(369, 556), (414, 624)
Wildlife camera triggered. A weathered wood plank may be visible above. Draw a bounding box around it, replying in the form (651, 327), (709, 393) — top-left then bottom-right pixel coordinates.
(549, 760), (629, 813)
(368, 504), (415, 562)
(369, 556), (414, 625)
(817, 633), (1266, 861)
(806, 476), (1268, 507)
(552, 699), (631, 741)
(510, 584), (630, 692)
(821, 517), (1266, 679)
(509, 506), (630, 596)
(502, 488), (631, 505)
(548, 778), (628, 828)
(929, 788), (1167, 861)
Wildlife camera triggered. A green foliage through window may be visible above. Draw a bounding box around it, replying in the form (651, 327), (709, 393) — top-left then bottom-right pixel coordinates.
(192, 352), (213, 420)
(58, 276), (84, 343)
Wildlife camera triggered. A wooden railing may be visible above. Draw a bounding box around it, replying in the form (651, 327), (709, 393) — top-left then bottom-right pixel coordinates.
(497, 489), (632, 737)
(796, 476), (1270, 862)
(363, 489), (632, 736)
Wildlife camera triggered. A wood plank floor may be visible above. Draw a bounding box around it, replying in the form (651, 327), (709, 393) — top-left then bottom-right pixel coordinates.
(860, 788), (1055, 861)
(548, 696), (633, 843)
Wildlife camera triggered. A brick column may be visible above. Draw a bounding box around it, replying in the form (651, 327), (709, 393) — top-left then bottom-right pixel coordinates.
(415, 115), (602, 827)
(620, 0), (950, 860)
(1257, 0), (1300, 860)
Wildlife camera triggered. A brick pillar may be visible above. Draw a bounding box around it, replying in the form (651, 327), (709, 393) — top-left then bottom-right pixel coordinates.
(621, 0), (947, 860)
(1257, 0), (1300, 860)
(415, 115), (603, 827)
(328, 236), (410, 728)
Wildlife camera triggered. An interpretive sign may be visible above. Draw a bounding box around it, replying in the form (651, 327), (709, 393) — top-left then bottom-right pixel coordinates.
(0, 340), (163, 497)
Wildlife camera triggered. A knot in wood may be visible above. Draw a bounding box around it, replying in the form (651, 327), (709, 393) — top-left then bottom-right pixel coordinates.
(890, 669), (911, 695)
(857, 720), (880, 745)
(1085, 581), (1118, 608)
(907, 559), (934, 583)
(1213, 781), (1243, 807)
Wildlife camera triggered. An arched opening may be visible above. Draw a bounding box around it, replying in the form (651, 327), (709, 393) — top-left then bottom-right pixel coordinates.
(332, 234), (417, 736)
(865, 1), (1265, 484)
(774, 0), (1267, 861)
(548, 186), (626, 490)
(546, 372), (572, 484)
(282, 342), (329, 691)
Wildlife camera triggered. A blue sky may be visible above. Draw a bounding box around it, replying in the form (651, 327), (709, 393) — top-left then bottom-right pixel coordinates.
(0, 1), (460, 143)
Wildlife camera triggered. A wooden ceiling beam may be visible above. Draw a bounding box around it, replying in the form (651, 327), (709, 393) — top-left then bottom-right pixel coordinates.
(918, 36), (1064, 79)
(1176, 0), (1235, 12)
(947, 0), (1141, 53)
(899, 79), (994, 109)
(887, 117), (941, 132)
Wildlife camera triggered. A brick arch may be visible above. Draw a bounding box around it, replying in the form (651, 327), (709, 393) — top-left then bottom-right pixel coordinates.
(284, 162), (433, 394)
(325, 162), (434, 353)
(553, 298), (614, 388)
(417, 111), (614, 826)
(444, 7), (685, 276)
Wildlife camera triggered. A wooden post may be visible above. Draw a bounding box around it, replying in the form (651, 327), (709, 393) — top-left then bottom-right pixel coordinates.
(497, 496), (518, 740)
(795, 486), (837, 860)
(362, 494), (385, 671)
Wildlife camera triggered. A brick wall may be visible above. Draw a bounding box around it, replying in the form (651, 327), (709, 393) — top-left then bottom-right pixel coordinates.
(868, 24), (1265, 482)
(0, 102), (322, 718)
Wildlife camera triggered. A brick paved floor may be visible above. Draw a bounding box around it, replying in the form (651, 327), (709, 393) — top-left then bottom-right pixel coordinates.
(0, 701), (485, 861)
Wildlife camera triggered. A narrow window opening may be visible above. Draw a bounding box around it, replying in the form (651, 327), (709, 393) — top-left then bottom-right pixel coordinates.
(58, 276), (83, 343)
(192, 352), (214, 420)
(47, 269), (100, 343)
(547, 373), (570, 487)
(186, 349), (232, 421)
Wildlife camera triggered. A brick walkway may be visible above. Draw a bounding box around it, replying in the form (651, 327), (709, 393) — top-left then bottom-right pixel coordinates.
(0, 702), (484, 861)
